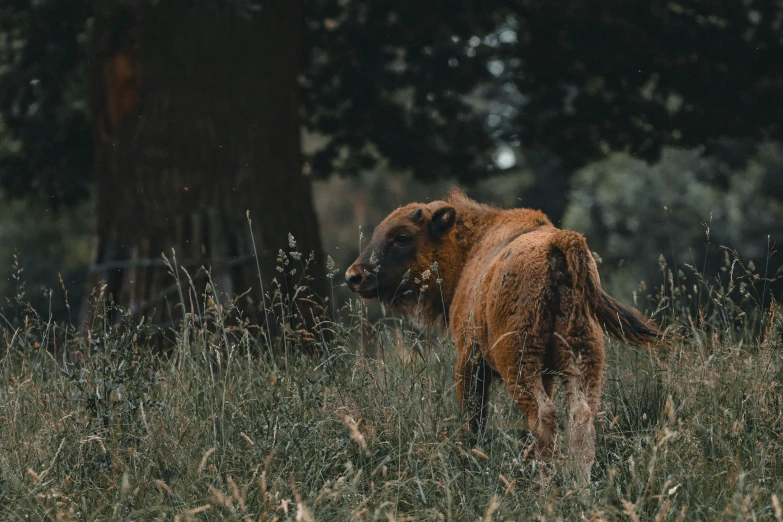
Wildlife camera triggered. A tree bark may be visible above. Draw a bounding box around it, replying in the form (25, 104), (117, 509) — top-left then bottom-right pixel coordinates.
(84, 0), (328, 347)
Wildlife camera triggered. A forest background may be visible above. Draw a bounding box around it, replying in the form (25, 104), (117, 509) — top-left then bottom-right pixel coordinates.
(1, 1), (782, 324)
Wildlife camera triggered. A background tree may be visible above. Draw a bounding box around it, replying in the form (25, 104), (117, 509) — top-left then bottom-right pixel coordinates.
(1, 0), (329, 339)
(83, 0), (329, 339)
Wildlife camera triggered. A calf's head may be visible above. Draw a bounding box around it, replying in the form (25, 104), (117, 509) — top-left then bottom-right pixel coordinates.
(345, 202), (456, 309)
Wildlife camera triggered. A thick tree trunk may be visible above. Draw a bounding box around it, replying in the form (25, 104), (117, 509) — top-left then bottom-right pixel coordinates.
(84, 0), (328, 347)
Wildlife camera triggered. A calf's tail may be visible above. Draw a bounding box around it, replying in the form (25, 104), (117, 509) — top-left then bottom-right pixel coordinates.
(551, 230), (663, 347)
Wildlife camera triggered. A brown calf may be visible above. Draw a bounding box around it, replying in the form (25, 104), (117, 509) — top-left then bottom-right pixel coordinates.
(346, 189), (661, 481)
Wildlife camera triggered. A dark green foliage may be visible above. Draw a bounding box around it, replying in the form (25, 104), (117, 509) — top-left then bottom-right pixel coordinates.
(486, 1), (783, 168)
(304, 0), (783, 177)
(0, 0), (93, 206)
(3, 1), (783, 207)
(302, 0), (497, 181)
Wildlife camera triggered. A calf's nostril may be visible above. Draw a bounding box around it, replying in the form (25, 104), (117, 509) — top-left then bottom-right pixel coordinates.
(345, 269), (364, 286)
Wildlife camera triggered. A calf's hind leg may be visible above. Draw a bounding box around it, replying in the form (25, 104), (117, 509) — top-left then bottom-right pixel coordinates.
(495, 339), (558, 464)
(554, 321), (605, 483)
(562, 369), (595, 483)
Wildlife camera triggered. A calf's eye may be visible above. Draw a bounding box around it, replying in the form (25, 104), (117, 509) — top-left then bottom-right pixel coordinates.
(393, 235), (413, 246)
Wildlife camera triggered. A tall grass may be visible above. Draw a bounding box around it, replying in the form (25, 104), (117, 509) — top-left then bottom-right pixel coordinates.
(1, 240), (782, 521)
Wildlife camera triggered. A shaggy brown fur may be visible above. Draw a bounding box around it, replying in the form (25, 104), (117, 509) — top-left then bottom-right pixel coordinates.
(346, 189), (662, 481)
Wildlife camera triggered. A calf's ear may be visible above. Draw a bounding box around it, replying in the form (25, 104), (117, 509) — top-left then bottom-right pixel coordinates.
(429, 206), (456, 238)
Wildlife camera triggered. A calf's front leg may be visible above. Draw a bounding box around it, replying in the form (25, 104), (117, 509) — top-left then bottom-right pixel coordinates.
(455, 341), (493, 436)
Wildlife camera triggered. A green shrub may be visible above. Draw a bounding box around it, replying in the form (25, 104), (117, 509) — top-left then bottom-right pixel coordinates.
(563, 144), (783, 333)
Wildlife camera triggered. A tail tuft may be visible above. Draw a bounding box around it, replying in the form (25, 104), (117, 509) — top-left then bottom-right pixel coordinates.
(591, 288), (663, 346)
(553, 230), (663, 348)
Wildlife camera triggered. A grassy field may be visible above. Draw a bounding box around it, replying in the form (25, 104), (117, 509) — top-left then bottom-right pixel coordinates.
(1, 261), (783, 521)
